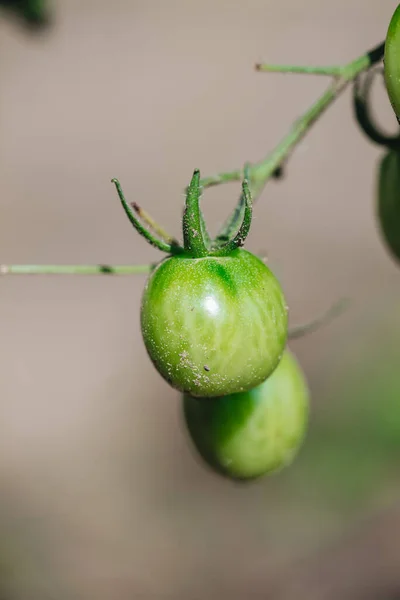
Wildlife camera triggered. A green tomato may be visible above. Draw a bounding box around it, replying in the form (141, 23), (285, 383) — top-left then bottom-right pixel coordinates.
(384, 3), (400, 122)
(182, 349), (309, 480)
(377, 149), (400, 261)
(141, 248), (288, 397)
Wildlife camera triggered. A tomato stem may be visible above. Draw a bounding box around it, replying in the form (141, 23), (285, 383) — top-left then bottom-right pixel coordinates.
(182, 169), (209, 258)
(353, 68), (400, 149)
(255, 63), (342, 76)
(0, 264), (153, 275)
(111, 178), (182, 255)
(200, 42), (385, 200)
(0, 42), (387, 276)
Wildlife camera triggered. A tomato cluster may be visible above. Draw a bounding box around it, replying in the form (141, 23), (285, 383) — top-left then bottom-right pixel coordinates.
(352, 5), (400, 264)
(113, 1), (400, 480)
(116, 4), (400, 481)
(113, 168), (309, 481)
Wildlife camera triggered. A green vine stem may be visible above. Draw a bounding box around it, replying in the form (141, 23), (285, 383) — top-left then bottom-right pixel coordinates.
(0, 264), (153, 276)
(353, 67), (400, 148)
(0, 42), (385, 276)
(255, 64), (342, 76)
(200, 42), (385, 199)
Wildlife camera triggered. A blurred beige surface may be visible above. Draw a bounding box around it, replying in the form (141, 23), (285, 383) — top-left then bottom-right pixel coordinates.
(1, 1), (400, 598)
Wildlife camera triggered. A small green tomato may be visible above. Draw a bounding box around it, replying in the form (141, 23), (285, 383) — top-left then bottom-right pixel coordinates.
(141, 248), (287, 397)
(384, 3), (400, 122)
(182, 349), (309, 480)
(377, 149), (400, 261)
(112, 168), (288, 398)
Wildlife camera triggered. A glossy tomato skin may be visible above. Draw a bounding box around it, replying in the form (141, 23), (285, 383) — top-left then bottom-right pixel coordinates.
(182, 350), (309, 480)
(385, 4), (400, 121)
(377, 150), (400, 262)
(140, 248), (288, 397)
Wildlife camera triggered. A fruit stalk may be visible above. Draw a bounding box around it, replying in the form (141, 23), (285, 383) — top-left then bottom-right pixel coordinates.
(201, 43), (385, 200)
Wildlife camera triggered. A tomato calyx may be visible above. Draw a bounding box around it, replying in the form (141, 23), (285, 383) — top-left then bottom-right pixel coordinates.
(111, 165), (254, 260)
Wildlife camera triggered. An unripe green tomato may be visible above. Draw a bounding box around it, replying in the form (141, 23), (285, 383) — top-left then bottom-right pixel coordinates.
(140, 248), (288, 397)
(377, 149), (400, 261)
(384, 3), (400, 121)
(182, 349), (309, 480)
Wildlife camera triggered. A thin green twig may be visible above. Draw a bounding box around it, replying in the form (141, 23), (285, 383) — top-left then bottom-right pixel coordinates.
(353, 67), (400, 148)
(0, 264), (153, 276)
(201, 43), (385, 199)
(0, 43), (385, 276)
(255, 63), (342, 76)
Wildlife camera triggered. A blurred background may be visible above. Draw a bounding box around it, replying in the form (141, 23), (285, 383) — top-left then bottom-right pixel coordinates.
(1, 1), (400, 598)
